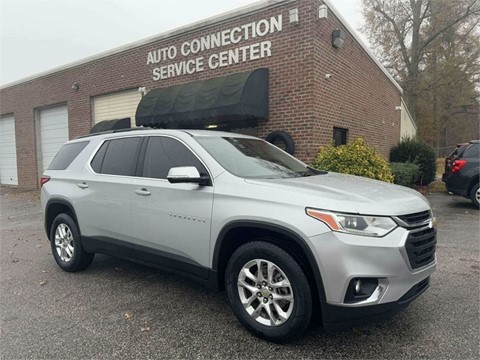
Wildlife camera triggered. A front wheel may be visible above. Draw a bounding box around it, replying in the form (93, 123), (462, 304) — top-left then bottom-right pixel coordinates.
(50, 213), (94, 272)
(470, 183), (479, 209)
(225, 241), (312, 343)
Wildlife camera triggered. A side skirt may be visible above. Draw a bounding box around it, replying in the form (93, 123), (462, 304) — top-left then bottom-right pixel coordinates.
(81, 236), (219, 291)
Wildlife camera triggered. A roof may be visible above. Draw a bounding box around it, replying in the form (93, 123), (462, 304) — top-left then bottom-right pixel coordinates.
(74, 128), (257, 142)
(1, 0), (402, 93)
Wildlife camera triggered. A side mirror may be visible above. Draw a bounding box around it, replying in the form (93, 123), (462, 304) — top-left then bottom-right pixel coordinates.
(167, 166), (210, 186)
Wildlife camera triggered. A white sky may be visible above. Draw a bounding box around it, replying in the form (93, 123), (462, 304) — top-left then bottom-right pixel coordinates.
(0, 0), (364, 86)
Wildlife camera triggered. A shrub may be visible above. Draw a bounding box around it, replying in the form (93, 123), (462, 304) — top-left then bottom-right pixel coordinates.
(389, 138), (436, 185)
(311, 137), (394, 183)
(390, 162), (420, 187)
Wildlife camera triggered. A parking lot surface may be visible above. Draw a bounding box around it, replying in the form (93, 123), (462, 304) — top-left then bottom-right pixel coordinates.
(1, 188), (479, 359)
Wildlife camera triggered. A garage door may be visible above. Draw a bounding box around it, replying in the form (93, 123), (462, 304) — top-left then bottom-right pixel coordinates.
(38, 105), (69, 173)
(93, 89), (141, 127)
(0, 115), (18, 185)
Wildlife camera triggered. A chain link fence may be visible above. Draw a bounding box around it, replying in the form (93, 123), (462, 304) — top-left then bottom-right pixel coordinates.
(434, 145), (457, 158)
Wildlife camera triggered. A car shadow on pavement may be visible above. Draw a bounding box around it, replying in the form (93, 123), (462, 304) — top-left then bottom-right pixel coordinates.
(429, 193), (478, 212)
(83, 253), (424, 357)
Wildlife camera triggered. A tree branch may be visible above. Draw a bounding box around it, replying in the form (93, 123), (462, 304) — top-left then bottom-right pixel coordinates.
(420, 0), (480, 52)
(373, 0), (412, 68)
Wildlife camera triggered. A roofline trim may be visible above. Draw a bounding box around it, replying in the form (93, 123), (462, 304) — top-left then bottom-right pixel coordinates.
(322, 0), (403, 94)
(0, 0), (294, 89)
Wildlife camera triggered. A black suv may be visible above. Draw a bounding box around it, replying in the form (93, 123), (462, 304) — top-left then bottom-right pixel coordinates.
(443, 140), (479, 208)
(442, 143), (469, 182)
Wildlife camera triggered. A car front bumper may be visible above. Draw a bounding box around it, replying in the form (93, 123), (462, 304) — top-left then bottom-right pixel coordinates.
(321, 276), (430, 330)
(308, 225), (436, 329)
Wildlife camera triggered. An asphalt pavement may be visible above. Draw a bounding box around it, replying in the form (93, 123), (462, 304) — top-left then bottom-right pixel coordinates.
(0, 188), (479, 359)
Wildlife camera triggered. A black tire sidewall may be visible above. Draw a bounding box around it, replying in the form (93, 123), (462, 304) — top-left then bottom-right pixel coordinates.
(265, 131), (295, 155)
(50, 213), (92, 272)
(225, 241), (312, 343)
(470, 183), (479, 209)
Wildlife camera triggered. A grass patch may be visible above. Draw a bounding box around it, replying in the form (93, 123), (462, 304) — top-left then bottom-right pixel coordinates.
(427, 179), (447, 194)
(437, 158), (445, 177)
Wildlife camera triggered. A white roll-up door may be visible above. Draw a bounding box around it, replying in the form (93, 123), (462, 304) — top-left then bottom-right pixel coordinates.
(0, 115), (18, 185)
(93, 89), (141, 127)
(38, 105), (69, 173)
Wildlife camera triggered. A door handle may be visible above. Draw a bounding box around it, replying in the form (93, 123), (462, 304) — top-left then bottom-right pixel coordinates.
(135, 188), (151, 196)
(77, 182), (88, 189)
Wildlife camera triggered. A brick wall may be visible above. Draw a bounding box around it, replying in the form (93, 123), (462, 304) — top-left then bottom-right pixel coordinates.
(0, 0), (401, 188)
(312, 1), (401, 159)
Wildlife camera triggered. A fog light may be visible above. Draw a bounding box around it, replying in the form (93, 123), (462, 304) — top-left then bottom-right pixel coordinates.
(354, 279), (362, 295)
(345, 278), (379, 303)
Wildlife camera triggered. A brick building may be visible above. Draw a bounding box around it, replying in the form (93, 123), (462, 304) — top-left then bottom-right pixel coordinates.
(0, 0), (415, 189)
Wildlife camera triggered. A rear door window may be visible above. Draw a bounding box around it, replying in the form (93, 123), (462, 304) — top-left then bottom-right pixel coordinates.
(48, 141), (89, 170)
(91, 137), (142, 176)
(142, 136), (208, 179)
(462, 143), (479, 159)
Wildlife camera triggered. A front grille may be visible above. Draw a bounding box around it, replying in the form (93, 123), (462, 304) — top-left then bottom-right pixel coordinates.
(398, 210), (431, 226)
(405, 227), (437, 269)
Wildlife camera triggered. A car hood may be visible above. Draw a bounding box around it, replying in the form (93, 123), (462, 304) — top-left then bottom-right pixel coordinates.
(244, 172), (431, 216)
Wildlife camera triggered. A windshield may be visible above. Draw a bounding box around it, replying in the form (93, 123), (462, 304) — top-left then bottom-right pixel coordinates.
(195, 137), (314, 178)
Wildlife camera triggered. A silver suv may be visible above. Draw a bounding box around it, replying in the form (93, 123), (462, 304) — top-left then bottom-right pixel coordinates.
(41, 129), (437, 342)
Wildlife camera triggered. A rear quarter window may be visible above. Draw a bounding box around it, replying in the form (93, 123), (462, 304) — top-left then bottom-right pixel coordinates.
(48, 141), (89, 170)
(91, 137), (142, 176)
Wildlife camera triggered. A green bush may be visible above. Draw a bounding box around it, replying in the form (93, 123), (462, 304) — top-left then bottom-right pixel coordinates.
(312, 137), (394, 183)
(390, 162), (420, 187)
(389, 138), (436, 185)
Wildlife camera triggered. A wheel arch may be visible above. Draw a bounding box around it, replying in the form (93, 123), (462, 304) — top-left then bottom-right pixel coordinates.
(45, 198), (80, 240)
(212, 221), (327, 303)
(468, 174), (479, 193)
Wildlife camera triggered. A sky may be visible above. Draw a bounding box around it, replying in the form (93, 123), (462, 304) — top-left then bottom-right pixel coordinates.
(0, 0), (365, 86)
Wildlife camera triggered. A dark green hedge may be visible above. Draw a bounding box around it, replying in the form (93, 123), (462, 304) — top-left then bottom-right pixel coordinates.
(390, 162), (421, 188)
(390, 138), (436, 185)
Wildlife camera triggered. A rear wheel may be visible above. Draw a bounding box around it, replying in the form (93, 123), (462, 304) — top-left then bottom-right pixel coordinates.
(225, 241), (312, 343)
(470, 183), (479, 209)
(50, 213), (94, 272)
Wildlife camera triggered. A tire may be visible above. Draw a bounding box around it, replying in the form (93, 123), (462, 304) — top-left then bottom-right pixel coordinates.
(225, 241), (312, 343)
(50, 213), (94, 272)
(470, 183), (479, 209)
(265, 131), (295, 155)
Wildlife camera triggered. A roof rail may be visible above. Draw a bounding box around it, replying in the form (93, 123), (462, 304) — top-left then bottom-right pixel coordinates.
(75, 127), (152, 139)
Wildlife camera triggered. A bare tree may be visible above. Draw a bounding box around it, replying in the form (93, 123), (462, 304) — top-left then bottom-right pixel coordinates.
(362, 0), (480, 121)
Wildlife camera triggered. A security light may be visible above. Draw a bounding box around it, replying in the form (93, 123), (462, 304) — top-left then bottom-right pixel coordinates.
(332, 29), (346, 49)
(318, 4), (328, 19)
(289, 8), (299, 25)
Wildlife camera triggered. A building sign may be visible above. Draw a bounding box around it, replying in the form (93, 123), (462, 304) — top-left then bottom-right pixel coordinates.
(146, 15), (282, 81)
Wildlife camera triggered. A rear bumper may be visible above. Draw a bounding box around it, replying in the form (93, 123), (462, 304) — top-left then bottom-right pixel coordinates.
(445, 185), (469, 197)
(321, 277), (430, 331)
(444, 173), (471, 197)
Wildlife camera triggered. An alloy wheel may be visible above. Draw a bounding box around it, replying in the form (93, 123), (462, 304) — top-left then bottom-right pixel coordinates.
(237, 259), (294, 326)
(54, 223), (74, 262)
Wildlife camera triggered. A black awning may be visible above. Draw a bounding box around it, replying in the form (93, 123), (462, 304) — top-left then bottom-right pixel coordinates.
(90, 118), (131, 134)
(135, 68), (269, 129)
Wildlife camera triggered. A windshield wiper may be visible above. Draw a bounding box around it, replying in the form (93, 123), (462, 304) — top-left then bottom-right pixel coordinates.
(306, 166), (328, 175)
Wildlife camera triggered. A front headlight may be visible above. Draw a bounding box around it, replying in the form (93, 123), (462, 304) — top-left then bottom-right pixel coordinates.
(306, 208), (397, 237)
